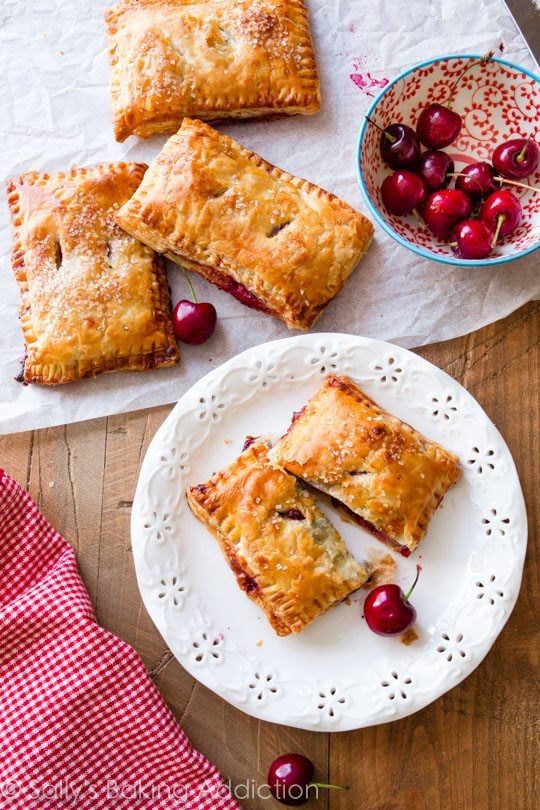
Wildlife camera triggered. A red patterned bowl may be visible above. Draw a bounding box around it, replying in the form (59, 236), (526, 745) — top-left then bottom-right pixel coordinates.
(357, 55), (540, 266)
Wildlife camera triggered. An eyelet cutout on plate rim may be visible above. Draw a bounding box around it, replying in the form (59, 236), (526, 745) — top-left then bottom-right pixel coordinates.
(157, 575), (188, 608)
(248, 671), (280, 701)
(315, 685), (348, 718)
(198, 394), (226, 421)
(475, 575), (505, 605)
(481, 507), (510, 537)
(466, 445), (495, 476)
(190, 631), (224, 664)
(436, 632), (467, 662)
(372, 356), (403, 385)
(142, 510), (173, 543)
(381, 671), (413, 700)
(308, 345), (339, 375)
(431, 393), (458, 421)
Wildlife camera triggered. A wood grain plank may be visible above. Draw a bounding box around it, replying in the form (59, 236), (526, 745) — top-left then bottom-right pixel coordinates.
(329, 302), (539, 810)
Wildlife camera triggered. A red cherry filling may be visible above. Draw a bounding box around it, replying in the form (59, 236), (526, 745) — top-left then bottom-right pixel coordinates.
(278, 509), (305, 521)
(330, 497), (411, 557)
(217, 276), (274, 314)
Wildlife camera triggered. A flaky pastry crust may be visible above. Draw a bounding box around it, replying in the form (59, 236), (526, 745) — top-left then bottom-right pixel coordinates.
(274, 376), (462, 555)
(115, 118), (374, 330)
(6, 163), (179, 385)
(105, 0), (321, 141)
(187, 439), (370, 636)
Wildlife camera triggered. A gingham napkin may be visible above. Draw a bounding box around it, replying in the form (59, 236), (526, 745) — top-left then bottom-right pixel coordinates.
(0, 470), (239, 809)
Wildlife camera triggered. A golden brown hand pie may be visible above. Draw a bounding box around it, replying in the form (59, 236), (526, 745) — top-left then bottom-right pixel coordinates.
(273, 376), (462, 556)
(115, 118), (374, 330)
(6, 163), (180, 385)
(187, 439), (371, 636)
(105, 0), (321, 142)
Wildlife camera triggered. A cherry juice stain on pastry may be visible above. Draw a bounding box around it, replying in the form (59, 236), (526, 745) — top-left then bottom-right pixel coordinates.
(350, 59), (389, 97)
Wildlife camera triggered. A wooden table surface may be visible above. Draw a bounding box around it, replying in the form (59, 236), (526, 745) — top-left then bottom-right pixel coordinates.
(2, 301), (538, 810)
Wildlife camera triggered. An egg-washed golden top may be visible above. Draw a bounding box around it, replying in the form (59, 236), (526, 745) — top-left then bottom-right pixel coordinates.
(115, 118), (374, 330)
(274, 376), (462, 552)
(105, 0), (321, 141)
(6, 163), (179, 385)
(187, 439), (370, 636)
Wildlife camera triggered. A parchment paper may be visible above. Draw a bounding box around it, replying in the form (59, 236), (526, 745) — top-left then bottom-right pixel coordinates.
(1, 0), (538, 435)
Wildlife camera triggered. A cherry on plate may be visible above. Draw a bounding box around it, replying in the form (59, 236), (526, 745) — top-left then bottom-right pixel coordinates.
(268, 754), (348, 806)
(416, 149), (455, 191)
(364, 565), (421, 636)
(492, 137), (539, 180)
(480, 190), (522, 240)
(450, 219), (495, 259)
(172, 300), (217, 345)
(416, 103), (462, 149)
(454, 161), (500, 201)
(381, 170), (428, 216)
(422, 189), (472, 240)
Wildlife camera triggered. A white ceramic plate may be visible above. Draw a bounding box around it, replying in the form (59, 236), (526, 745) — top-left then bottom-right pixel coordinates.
(131, 334), (527, 732)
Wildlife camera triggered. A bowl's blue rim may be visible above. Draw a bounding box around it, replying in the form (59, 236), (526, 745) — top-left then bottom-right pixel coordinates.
(356, 53), (540, 268)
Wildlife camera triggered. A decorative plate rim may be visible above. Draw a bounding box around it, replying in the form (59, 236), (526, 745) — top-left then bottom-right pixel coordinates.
(131, 333), (527, 732)
(356, 53), (540, 268)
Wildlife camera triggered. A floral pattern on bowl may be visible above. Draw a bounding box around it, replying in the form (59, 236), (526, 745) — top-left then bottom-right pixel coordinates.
(357, 55), (540, 266)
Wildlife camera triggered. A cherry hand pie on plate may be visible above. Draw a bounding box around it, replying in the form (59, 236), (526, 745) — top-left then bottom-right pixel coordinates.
(187, 438), (371, 636)
(273, 375), (462, 556)
(6, 163), (179, 385)
(105, 0), (321, 142)
(115, 118), (373, 330)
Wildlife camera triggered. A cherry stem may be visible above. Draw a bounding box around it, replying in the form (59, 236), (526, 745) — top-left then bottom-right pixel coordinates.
(412, 208), (424, 226)
(404, 565), (421, 602)
(491, 213), (505, 248)
(365, 116), (396, 143)
(494, 176), (539, 193)
(181, 266), (198, 303)
(516, 134), (532, 163)
(447, 51), (494, 109)
(310, 783), (350, 792)
(449, 241), (459, 247)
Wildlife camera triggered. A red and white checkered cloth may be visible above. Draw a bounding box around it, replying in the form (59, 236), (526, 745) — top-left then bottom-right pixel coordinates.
(0, 470), (240, 810)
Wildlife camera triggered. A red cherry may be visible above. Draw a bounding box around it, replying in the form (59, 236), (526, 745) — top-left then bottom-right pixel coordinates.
(492, 138), (539, 180)
(416, 103), (462, 149)
(480, 190), (522, 239)
(416, 150), (455, 190)
(268, 754), (348, 806)
(380, 123), (422, 169)
(381, 170), (428, 216)
(364, 566), (421, 636)
(172, 300), (217, 345)
(450, 219), (495, 259)
(422, 189), (472, 240)
(455, 162), (500, 201)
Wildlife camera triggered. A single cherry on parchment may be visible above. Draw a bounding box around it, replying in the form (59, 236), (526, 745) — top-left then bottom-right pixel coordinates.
(172, 267), (217, 345)
(268, 754), (349, 807)
(364, 565), (421, 636)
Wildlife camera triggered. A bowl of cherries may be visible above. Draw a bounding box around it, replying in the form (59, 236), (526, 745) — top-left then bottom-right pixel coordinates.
(357, 54), (539, 265)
